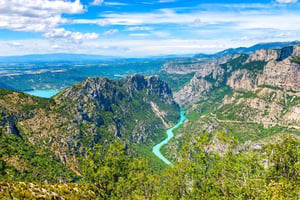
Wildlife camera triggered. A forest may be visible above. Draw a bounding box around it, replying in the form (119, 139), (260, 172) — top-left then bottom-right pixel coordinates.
(0, 132), (299, 199)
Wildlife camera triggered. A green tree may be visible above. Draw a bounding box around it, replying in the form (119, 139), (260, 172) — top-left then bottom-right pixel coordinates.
(263, 134), (300, 199)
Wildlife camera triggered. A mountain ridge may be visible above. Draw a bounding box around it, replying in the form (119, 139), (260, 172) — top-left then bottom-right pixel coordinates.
(162, 44), (300, 162)
(0, 74), (179, 176)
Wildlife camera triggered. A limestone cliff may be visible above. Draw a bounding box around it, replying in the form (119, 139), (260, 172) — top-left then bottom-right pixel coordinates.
(163, 45), (300, 161)
(174, 45), (300, 106)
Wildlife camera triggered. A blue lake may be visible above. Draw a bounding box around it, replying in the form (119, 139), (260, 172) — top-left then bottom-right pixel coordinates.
(24, 90), (59, 98)
(152, 109), (185, 165)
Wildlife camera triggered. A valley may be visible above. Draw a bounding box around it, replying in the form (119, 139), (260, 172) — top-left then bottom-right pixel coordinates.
(153, 109), (185, 165)
(0, 42), (300, 199)
(2, 0), (300, 198)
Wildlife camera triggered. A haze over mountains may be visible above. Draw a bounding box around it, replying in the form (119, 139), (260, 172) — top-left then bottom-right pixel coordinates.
(0, 41), (299, 63)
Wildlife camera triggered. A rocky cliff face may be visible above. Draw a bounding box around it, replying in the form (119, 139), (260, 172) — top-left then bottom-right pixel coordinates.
(228, 46), (300, 92)
(162, 54), (238, 75)
(257, 59), (300, 91)
(0, 75), (179, 170)
(162, 45), (300, 161)
(173, 45), (300, 106)
(174, 73), (212, 105)
(173, 58), (227, 105)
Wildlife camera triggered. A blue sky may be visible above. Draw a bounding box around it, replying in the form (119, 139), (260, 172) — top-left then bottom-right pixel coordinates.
(0, 0), (300, 56)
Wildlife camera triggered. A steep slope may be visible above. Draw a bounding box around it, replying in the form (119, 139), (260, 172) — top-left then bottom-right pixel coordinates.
(0, 75), (179, 179)
(162, 45), (300, 161)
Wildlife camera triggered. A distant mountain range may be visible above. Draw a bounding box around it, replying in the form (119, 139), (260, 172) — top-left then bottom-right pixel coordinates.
(1, 41), (300, 63)
(194, 41), (300, 58)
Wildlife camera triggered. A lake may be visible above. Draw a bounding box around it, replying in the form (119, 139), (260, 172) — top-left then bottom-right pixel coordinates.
(24, 90), (59, 98)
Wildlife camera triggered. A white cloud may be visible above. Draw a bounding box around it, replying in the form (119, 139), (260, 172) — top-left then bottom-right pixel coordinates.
(0, 0), (98, 42)
(0, 15), (65, 32)
(104, 2), (128, 6)
(1, 32), (300, 57)
(92, 0), (104, 6)
(44, 28), (99, 42)
(275, 0), (297, 3)
(126, 26), (153, 31)
(103, 29), (119, 36)
(129, 33), (150, 37)
(8, 42), (23, 47)
(74, 19), (111, 26)
(2, 1), (300, 57)
(51, 44), (60, 49)
(152, 31), (170, 38)
(0, 0), (84, 19)
(88, 9), (300, 33)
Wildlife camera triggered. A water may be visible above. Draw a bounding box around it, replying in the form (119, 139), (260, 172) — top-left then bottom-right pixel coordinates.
(152, 109), (185, 165)
(24, 90), (59, 98)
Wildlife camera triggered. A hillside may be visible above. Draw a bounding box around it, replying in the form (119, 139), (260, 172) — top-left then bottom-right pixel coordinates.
(0, 74), (179, 181)
(0, 44), (299, 199)
(162, 45), (300, 161)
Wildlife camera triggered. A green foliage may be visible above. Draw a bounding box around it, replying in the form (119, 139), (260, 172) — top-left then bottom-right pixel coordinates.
(291, 56), (300, 64)
(220, 54), (266, 80)
(242, 60), (266, 71)
(220, 54), (249, 71)
(263, 135), (300, 199)
(0, 182), (96, 199)
(0, 88), (13, 98)
(81, 142), (160, 199)
(186, 86), (233, 122)
(1, 134), (300, 199)
(264, 135), (300, 182)
(158, 72), (195, 92)
(160, 133), (300, 199)
(0, 135), (78, 183)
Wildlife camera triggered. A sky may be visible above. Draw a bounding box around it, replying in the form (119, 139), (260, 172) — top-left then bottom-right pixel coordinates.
(0, 0), (300, 57)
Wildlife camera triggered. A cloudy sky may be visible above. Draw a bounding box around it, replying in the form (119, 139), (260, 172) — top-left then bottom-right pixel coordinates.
(0, 0), (300, 57)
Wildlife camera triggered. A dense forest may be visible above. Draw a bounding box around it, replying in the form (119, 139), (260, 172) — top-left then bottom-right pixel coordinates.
(0, 132), (299, 199)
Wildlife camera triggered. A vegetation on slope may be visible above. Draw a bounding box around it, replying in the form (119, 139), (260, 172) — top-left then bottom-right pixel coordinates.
(0, 75), (180, 177)
(0, 133), (299, 199)
(158, 72), (195, 92)
(0, 134), (78, 183)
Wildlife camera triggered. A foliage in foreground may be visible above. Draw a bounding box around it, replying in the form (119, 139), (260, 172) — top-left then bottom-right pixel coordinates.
(1, 133), (299, 199)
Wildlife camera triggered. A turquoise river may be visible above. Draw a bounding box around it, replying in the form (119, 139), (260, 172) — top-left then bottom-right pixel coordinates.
(152, 109), (185, 165)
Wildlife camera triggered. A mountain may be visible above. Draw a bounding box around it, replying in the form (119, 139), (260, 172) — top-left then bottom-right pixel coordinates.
(0, 74), (179, 180)
(0, 45), (300, 199)
(193, 41), (300, 58)
(161, 44), (300, 161)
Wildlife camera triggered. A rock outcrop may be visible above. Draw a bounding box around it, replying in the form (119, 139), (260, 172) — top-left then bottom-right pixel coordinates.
(174, 45), (300, 106)
(0, 75), (179, 170)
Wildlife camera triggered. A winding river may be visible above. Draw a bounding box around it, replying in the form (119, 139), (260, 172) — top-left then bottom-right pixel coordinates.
(152, 109), (185, 165)
(26, 89), (185, 165)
